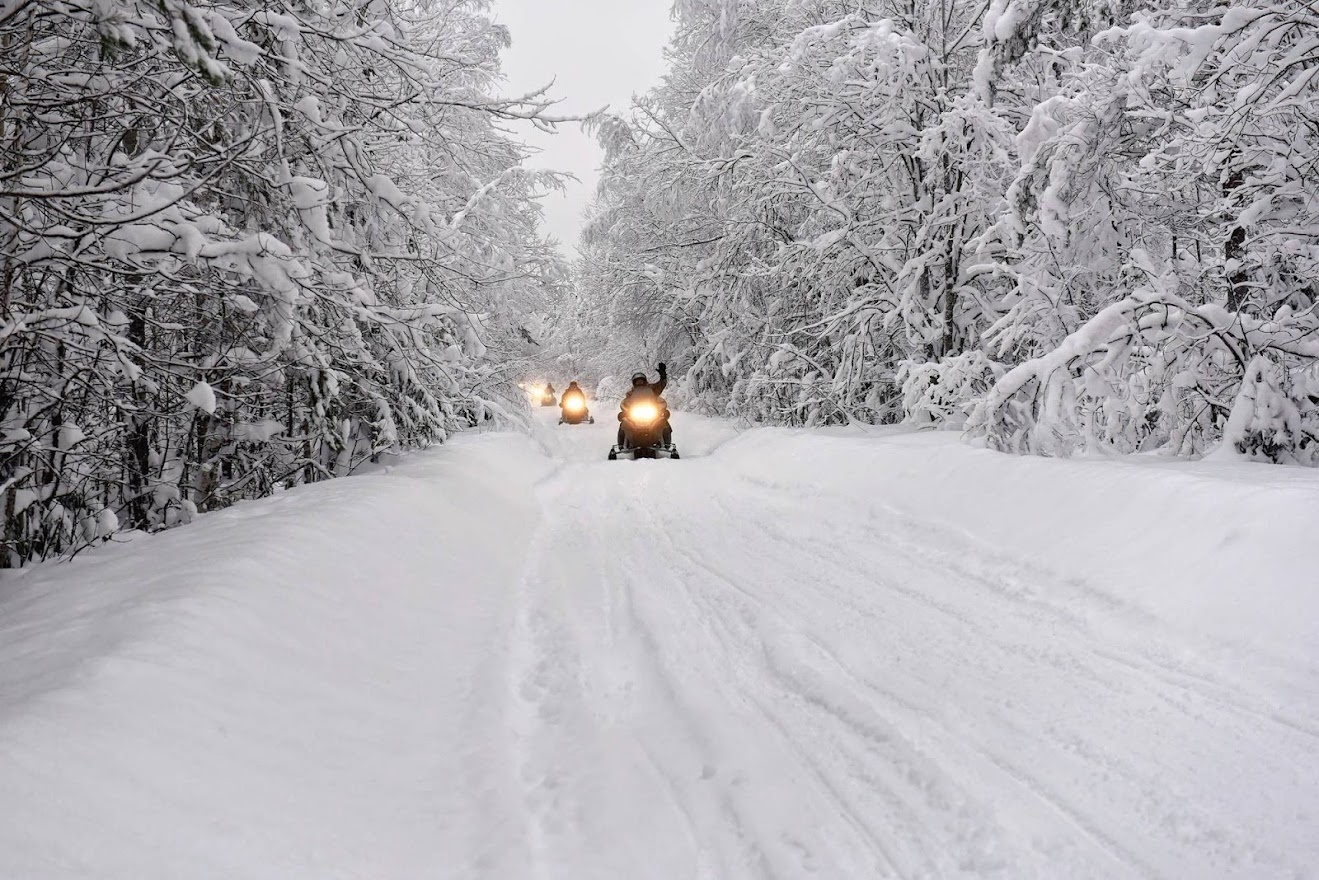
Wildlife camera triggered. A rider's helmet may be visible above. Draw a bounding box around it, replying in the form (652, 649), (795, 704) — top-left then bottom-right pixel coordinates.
(631, 372), (648, 387)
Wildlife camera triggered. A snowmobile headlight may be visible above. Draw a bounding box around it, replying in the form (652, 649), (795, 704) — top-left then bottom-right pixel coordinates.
(564, 397), (585, 413)
(630, 402), (659, 424)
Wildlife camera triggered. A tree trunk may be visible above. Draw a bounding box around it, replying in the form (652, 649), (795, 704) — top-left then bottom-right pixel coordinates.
(1224, 167), (1250, 312)
(124, 291), (152, 529)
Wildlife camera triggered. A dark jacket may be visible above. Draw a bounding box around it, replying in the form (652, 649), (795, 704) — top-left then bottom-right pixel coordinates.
(651, 364), (668, 396)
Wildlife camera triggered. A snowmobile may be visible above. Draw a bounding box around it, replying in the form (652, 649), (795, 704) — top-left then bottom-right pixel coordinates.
(559, 393), (594, 425)
(608, 395), (679, 460)
(539, 385), (557, 407)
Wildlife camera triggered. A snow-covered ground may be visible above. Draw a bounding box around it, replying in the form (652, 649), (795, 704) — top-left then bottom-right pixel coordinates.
(2, 407), (1317, 879)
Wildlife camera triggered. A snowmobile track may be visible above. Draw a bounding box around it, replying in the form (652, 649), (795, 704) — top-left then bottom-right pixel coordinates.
(1, 413), (1314, 879)
(497, 410), (1319, 879)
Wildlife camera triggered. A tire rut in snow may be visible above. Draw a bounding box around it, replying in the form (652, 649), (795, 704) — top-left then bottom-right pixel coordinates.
(682, 469), (1319, 877)
(652, 491), (1054, 878)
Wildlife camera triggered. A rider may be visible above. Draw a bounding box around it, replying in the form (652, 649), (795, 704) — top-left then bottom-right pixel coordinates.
(543, 383), (556, 405)
(561, 381), (585, 409)
(618, 363), (671, 447)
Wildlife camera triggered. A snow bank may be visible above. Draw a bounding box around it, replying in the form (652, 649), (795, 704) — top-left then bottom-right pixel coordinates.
(716, 428), (1319, 664)
(0, 434), (553, 880)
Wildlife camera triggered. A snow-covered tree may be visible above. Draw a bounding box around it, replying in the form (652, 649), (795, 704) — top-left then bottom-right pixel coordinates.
(578, 0), (1319, 465)
(969, 0), (1319, 458)
(0, 0), (567, 564)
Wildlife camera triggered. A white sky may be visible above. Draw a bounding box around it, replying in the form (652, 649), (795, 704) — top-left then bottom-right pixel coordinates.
(493, 0), (674, 258)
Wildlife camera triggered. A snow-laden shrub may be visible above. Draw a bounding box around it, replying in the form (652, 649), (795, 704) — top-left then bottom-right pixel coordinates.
(898, 352), (1005, 429)
(1223, 356), (1319, 466)
(594, 375), (629, 408)
(968, 282), (1319, 461)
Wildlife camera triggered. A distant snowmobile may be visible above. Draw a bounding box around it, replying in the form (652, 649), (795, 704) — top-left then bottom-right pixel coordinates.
(540, 384), (557, 407)
(609, 366), (678, 460)
(559, 382), (594, 425)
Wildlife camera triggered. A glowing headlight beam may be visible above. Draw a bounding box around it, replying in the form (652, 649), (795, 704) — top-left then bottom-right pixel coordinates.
(629, 402), (659, 424)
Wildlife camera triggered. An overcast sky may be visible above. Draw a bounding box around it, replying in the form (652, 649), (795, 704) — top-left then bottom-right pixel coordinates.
(493, 0), (673, 257)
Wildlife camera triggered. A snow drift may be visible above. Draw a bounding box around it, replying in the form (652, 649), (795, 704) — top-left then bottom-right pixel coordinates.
(720, 428), (1319, 664)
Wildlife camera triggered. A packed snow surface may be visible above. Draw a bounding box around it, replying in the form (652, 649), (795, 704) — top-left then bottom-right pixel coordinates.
(2, 409), (1317, 879)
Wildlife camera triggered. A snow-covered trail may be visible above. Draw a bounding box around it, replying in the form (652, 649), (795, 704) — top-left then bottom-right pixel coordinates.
(1, 407), (1317, 878)
(512, 410), (1319, 879)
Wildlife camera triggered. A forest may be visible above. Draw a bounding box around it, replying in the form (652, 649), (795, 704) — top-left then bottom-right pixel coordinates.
(0, 0), (569, 564)
(573, 0), (1319, 462)
(3, 0), (1317, 565)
